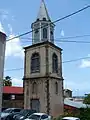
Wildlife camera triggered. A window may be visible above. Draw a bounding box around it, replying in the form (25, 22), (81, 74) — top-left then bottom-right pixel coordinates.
(11, 95), (15, 100)
(37, 18), (39, 21)
(31, 53), (40, 73)
(3, 108), (12, 113)
(43, 17), (46, 21)
(43, 28), (47, 39)
(13, 109), (21, 112)
(52, 53), (58, 73)
(35, 29), (39, 34)
(32, 82), (37, 94)
(41, 115), (48, 119)
(28, 114), (40, 120)
(51, 31), (53, 35)
(55, 82), (58, 94)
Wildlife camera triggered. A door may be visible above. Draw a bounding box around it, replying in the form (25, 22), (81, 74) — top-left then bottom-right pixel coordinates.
(31, 99), (40, 112)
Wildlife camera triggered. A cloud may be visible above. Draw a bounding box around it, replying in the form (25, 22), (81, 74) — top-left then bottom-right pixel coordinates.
(5, 24), (24, 59)
(0, 22), (24, 59)
(12, 78), (23, 87)
(8, 24), (13, 34)
(5, 34), (24, 59)
(60, 30), (65, 37)
(79, 59), (90, 68)
(0, 9), (15, 21)
(0, 22), (5, 33)
(0, 9), (9, 21)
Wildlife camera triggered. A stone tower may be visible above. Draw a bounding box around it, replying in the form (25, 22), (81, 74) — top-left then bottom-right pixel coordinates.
(24, 0), (64, 117)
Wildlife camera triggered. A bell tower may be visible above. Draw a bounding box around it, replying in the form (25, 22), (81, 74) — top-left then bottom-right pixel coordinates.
(24, 0), (64, 117)
(31, 0), (55, 44)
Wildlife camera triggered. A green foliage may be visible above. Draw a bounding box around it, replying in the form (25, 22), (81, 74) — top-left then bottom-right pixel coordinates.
(3, 76), (12, 86)
(78, 108), (90, 120)
(83, 94), (90, 104)
(53, 108), (90, 120)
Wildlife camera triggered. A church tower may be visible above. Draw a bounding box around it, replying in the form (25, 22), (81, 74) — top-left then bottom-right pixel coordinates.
(24, 0), (64, 117)
(31, 0), (55, 44)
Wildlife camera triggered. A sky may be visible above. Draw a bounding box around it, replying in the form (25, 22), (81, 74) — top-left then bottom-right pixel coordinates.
(0, 0), (90, 96)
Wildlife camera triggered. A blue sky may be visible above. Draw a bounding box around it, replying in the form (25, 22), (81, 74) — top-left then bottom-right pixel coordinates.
(0, 0), (90, 96)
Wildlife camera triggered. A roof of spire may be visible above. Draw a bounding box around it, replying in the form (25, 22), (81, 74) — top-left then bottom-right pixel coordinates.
(37, 0), (51, 21)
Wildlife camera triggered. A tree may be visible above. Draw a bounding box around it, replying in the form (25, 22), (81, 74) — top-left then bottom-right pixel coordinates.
(78, 108), (90, 120)
(3, 76), (12, 86)
(83, 94), (90, 104)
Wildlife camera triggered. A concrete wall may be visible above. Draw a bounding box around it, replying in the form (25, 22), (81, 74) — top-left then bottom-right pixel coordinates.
(24, 78), (47, 113)
(49, 79), (64, 117)
(0, 32), (6, 112)
(3, 100), (23, 108)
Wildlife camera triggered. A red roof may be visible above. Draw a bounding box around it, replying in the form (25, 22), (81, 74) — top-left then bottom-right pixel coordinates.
(3, 86), (23, 94)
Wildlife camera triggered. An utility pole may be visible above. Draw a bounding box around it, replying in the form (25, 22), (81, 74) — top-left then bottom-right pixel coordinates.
(0, 32), (6, 113)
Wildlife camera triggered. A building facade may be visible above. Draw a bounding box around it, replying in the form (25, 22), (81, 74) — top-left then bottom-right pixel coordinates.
(24, 0), (64, 117)
(64, 89), (72, 98)
(0, 32), (6, 112)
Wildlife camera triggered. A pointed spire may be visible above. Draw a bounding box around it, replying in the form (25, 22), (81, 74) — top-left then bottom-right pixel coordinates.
(37, 0), (51, 21)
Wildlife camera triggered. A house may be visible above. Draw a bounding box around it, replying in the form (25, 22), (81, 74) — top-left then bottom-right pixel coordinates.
(64, 89), (72, 98)
(64, 98), (90, 114)
(2, 86), (24, 108)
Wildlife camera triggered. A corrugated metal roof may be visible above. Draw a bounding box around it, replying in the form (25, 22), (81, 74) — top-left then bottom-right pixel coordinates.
(3, 86), (23, 94)
(64, 98), (90, 108)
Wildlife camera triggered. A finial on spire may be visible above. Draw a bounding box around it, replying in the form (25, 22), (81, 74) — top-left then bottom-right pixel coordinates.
(37, 0), (50, 21)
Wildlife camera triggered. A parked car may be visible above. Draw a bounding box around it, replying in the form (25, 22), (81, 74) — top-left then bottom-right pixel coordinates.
(62, 117), (80, 120)
(13, 109), (37, 120)
(24, 113), (51, 120)
(1, 108), (8, 112)
(1, 108), (22, 120)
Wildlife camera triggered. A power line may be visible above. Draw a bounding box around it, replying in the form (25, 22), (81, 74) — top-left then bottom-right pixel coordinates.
(20, 34), (90, 41)
(5, 36), (90, 58)
(20, 38), (90, 44)
(63, 56), (90, 63)
(4, 68), (23, 71)
(6, 5), (90, 42)
(5, 38), (90, 63)
(4, 56), (90, 72)
(5, 34), (90, 64)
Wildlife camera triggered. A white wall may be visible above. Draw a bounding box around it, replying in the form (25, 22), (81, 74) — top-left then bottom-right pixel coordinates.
(0, 32), (6, 112)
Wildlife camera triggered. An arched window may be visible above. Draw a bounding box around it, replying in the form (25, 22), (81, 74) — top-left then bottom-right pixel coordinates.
(31, 53), (40, 73)
(32, 82), (37, 94)
(55, 82), (58, 94)
(52, 53), (58, 73)
(43, 28), (47, 39)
